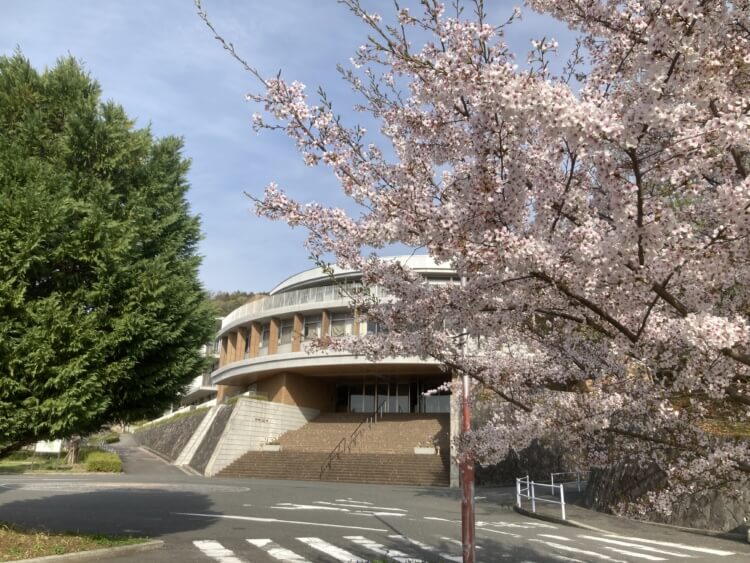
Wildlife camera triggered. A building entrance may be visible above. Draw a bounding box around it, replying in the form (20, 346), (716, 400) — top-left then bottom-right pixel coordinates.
(335, 379), (450, 414)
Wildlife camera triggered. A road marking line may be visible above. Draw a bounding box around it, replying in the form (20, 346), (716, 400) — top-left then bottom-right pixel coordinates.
(297, 537), (366, 562)
(425, 516), (460, 523)
(601, 534), (735, 556)
(275, 503), (349, 511)
(537, 534), (573, 541)
(247, 539), (310, 562)
(603, 546), (666, 560)
(389, 534), (462, 562)
(193, 540), (245, 563)
(550, 555), (586, 562)
(477, 526), (522, 538)
(336, 498), (373, 505)
(439, 537), (483, 550)
(353, 510), (406, 517)
(317, 501), (407, 511)
(529, 539), (627, 562)
(478, 520), (532, 529)
(174, 512), (387, 531)
(579, 535), (693, 557)
(344, 535), (423, 563)
(523, 522), (559, 529)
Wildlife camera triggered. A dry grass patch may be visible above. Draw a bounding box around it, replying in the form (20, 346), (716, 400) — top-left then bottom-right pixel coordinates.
(0, 523), (146, 561)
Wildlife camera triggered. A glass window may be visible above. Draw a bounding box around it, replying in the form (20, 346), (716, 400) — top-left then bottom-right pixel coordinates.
(362, 384), (375, 412)
(303, 315), (321, 340)
(279, 318), (294, 345)
(397, 383), (410, 413)
(366, 320), (388, 335)
(260, 323), (270, 349)
(243, 328), (251, 357)
(331, 312), (353, 338)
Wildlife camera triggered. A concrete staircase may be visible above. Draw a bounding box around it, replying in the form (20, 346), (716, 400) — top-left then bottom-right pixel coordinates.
(217, 413), (450, 486)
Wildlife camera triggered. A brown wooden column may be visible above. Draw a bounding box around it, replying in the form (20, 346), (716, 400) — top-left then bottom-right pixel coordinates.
(217, 384), (245, 403)
(269, 318), (280, 355)
(227, 331), (238, 363)
(219, 336), (228, 367)
(236, 327), (248, 360)
(292, 313), (303, 352)
(249, 322), (261, 358)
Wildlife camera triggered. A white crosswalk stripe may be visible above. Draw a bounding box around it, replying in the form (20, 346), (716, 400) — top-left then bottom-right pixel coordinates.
(389, 534), (462, 562)
(194, 530), (737, 563)
(602, 546), (666, 560)
(600, 534), (736, 556)
(579, 535), (694, 558)
(529, 538), (627, 562)
(344, 535), (424, 562)
(246, 538), (310, 562)
(296, 536), (366, 562)
(193, 540), (245, 563)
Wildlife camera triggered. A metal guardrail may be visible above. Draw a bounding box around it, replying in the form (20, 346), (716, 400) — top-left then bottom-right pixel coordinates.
(320, 400), (387, 478)
(550, 470), (590, 495)
(516, 475), (567, 520)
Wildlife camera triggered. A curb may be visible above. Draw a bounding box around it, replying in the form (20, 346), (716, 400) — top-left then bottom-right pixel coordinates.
(177, 463), (202, 476)
(513, 505), (607, 533)
(513, 505), (748, 544)
(137, 446), (200, 476)
(10, 539), (164, 562)
(137, 446), (174, 465)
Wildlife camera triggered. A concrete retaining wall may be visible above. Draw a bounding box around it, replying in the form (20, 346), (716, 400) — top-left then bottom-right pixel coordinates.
(205, 397), (318, 476)
(190, 404), (234, 475)
(476, 439), (571, 486)
(133, 409), (209, 461)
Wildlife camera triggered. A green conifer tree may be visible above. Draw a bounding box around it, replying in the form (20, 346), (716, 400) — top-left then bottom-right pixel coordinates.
(0, 53), (215, 453)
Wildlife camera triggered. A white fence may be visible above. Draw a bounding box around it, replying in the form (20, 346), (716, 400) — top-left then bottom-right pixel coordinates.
(516, 471), (590, 521)
(516, 475), (567, 520)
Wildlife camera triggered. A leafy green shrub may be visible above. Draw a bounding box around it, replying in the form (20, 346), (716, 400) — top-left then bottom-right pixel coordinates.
(103, 433), (120, 444)
(84, 452), (122, 472)
(3, 451), (33, 461)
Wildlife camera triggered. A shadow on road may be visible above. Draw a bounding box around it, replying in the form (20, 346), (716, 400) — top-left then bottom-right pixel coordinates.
(372, 513), (562, 562)
(0, 488), (218, 537)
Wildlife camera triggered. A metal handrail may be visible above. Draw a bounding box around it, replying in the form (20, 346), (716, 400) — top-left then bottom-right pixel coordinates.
(516, 475), (567, 520)
(320, 400), (387, 478)
(320, 437), (347, 478)
(550, 470), (590, 494)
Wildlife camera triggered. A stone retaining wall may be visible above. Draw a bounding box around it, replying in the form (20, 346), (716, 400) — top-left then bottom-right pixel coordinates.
(476, 439), (572, 486)
(133, 409), (209, 461)
(190, 404), (234, 475)
(582, 463), (749, 534)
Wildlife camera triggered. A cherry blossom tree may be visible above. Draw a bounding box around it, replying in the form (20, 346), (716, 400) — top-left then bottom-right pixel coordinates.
(201, 0), (750, 514)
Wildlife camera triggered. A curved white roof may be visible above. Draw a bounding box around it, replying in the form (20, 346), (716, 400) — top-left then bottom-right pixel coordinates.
(270, 255), (453, 295)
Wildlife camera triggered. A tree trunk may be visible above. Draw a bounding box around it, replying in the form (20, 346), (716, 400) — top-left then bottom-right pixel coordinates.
(65, 436), (81, 465)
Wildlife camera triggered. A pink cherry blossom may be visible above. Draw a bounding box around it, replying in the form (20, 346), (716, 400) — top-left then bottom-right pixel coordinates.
(206, 0), (750, 515)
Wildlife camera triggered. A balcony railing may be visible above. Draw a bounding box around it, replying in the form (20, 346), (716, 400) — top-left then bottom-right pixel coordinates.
(221, 283), (389, 329)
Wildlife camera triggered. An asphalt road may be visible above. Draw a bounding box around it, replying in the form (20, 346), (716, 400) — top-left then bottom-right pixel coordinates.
(0, 443), (747, 563)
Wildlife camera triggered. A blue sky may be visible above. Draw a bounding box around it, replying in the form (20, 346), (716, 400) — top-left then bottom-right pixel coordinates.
(1, 1), (575, 293)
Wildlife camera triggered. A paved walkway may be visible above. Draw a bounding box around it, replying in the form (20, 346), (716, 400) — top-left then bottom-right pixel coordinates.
(516, 492), (750, 545)
(110, 433), (185, 478)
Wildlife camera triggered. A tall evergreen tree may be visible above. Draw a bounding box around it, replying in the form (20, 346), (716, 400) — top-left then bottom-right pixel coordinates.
(0, 53), (215, 453)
